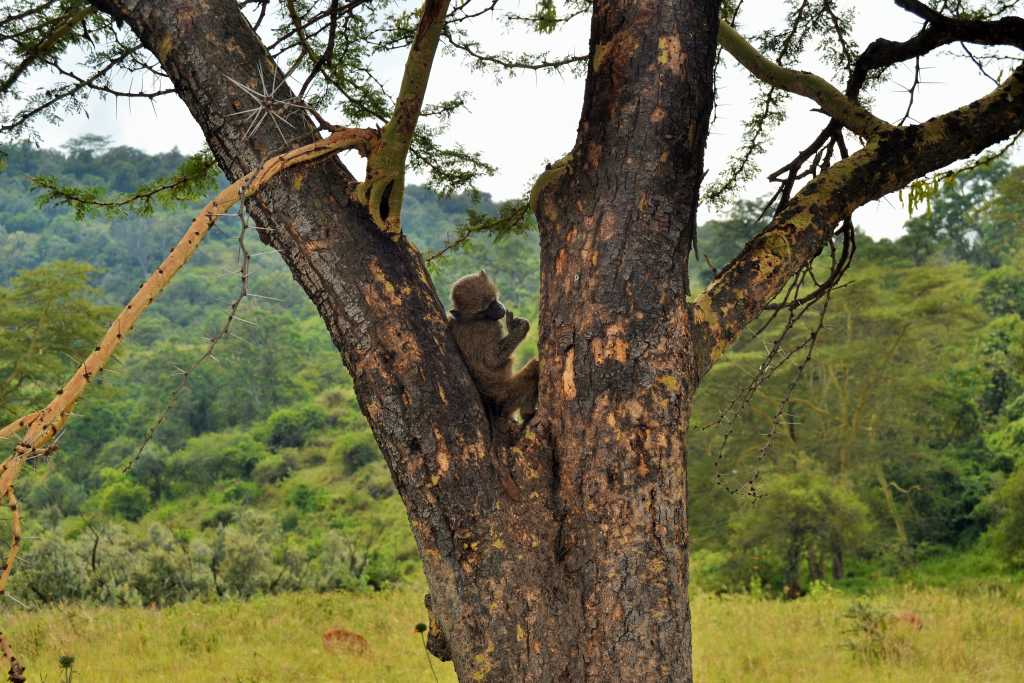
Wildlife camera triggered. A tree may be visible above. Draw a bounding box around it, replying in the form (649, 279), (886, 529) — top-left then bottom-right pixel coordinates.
(899, 160), (1011, 266)
(2, 1), (1024, 680)
(0, 261), (113, 422)
(725, 455), (873, 595)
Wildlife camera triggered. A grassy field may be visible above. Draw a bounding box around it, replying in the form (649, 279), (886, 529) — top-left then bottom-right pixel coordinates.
(3, 582), (1023, 682)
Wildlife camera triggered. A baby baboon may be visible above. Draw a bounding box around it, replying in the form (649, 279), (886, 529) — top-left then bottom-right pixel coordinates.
(448, 271), (538, 421)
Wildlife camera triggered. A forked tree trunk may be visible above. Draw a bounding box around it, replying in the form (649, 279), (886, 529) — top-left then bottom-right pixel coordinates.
(88, 0), (1024, 679)
(89, 0), (717, 677)
(88, 1), (719, 677)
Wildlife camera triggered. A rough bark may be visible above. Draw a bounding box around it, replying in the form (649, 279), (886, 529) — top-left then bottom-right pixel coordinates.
(533, 1), (720, 678)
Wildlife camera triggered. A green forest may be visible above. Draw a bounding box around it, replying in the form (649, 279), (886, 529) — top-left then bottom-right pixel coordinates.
(0, 138), (1022, 612)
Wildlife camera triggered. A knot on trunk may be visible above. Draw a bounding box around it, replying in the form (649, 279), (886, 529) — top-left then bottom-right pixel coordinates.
(424, 593), (452, 662)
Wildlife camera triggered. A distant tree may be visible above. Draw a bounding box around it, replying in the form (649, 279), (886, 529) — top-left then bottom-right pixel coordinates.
(899, 160), (1011, 267)
(9, 532), (87, 603)
(726, 455), (873, 594)
(98, 475), (151, 521)
(262, 403), (328, 449)
(167, 431), (268, 490)
(691, 260), (988, 551)
(984, 464), (1024, 567)
(62, 134), (111, 159)
(0, 261), (113, 421)
(980, 258), (1024, 318)
(331, 430), (382, 474)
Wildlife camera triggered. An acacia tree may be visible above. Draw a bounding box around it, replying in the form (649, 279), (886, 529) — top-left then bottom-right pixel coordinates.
(1, 0), (1023, 679)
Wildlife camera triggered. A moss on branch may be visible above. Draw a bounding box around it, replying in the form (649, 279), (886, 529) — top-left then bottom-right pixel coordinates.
(691, 64), (1024, 375)
(529, 153), (573, 216)
(353, 0), (451, 237)
(717, 20), (892, 138)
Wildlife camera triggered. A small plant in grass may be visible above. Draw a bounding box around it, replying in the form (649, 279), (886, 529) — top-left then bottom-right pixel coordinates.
(58, 654), (75, 683)
(842, 601), (916, 664)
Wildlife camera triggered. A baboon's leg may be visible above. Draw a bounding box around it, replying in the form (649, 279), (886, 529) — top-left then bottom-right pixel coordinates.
(503, 359), (539, 420)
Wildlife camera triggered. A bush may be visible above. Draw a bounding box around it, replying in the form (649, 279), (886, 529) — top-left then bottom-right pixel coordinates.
(690, 549), (731, 594)
(168, 431), (269, 490)
(222, 481), (262, 504)
(132, 524), (214, 605)
(286, 483), (326, 513)
(9, 533), (87, 603)
(980, 264), (1024, 318)
(263, 403), (329, 449)
(100, 479), (152, 521)
(200, 505), (239, 529)
(842, 601), (917, 664)
(985, 463), (1024, 567)
(252, 453), (295, 484)
(23, 471), (87, 516)
(330, 430), (381, 475)
(352, 460), (396, 500)
(213, 526), (276, 598)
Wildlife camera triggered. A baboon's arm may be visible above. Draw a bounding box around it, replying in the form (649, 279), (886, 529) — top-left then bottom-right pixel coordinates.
(488, 311), (529, 368)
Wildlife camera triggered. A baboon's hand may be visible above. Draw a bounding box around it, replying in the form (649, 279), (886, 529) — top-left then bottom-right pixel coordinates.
(508, 313), (530, 336)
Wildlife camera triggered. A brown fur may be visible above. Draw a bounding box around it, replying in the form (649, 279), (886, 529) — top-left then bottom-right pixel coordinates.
(322, 627), (369, 655)
(892, 610), (924, 631)
(449, 271), (538, 421)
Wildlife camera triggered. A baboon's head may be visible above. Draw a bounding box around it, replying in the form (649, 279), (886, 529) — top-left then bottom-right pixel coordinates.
(450, 270), (505, 321)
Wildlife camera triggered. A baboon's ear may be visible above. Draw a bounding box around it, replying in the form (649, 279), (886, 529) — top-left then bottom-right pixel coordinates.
(449, 309), (461, 320)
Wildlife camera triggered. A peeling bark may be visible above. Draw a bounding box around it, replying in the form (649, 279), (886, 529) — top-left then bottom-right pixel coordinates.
(533, 2), (720, 678)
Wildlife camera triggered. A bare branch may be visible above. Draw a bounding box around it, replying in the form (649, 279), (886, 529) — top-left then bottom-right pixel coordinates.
(848, 7), (1024, 98)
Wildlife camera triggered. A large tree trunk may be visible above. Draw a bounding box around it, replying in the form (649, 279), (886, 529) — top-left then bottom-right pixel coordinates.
(532, 2), (719, 677)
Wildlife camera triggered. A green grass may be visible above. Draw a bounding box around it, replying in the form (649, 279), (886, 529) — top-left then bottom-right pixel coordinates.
(4, 583), (1023, 681)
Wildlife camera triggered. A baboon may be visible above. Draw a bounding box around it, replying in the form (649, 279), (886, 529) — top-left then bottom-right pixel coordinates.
(448, 271), (538, 422)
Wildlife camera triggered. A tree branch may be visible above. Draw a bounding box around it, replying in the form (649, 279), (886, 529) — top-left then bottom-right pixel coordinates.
(353, 0), (451, 237)
(0, 4), (96, 95)
(717, 20), (892, 137)
(847, 7), (1024, 98)
(691, 64), (1024, 376)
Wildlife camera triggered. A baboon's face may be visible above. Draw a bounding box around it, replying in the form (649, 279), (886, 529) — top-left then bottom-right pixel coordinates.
(450, 271), (505, 321)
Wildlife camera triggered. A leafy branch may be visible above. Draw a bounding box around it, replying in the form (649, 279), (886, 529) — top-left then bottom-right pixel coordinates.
(31, 151), (220, 219)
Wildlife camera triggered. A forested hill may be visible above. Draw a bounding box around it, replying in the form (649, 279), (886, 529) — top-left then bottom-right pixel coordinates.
(0, 140), (1021, 607)
(0, 138), (537, 306)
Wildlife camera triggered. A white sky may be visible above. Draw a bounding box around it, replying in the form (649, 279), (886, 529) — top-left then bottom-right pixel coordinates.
(18, 1), (1024, 240)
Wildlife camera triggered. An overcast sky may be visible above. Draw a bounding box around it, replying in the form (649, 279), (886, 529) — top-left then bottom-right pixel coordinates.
(18, 2), (1024, 240)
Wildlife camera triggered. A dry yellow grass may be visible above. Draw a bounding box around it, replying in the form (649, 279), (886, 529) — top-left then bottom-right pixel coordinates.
(3, 583), (1022, 681)
(692, 585), (1024, 682)
(3, 584), (457, 682)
